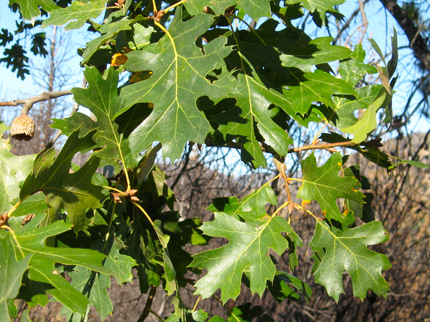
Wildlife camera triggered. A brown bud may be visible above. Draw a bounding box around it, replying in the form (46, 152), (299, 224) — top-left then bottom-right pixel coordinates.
(0, 212), (8, 226)
(128, 189), (138, 197)
(22, 214), (35, 225)
(10, 115), (35, 141)
(111, 192), (123, 203)
(130, 196), (140, 202)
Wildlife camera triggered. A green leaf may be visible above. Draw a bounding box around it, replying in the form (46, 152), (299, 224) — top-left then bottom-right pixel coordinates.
(310, 220), (391, 301)
(228, 303), (264, 322)
(212, 71), (293, 168)
(65, 67), (137, 172)
(190, 188), (300, 302)
(341, 93), (387, 143)
(268, 271), (312, 303)
(122, 11), (233, 161)
(104, 238), (136, 285)
(42, 0), (108, 30)
(4, 219), (114, 315)
(339, 45), (377, 86)
(208, 185), (277, 221)
(394, 160), (430, 169)
(297, 152), (365, 222)
(284, 0), (344, 24)
(343, 165), (374, 222)
(387, 29), (398, 79)
(320, 132), (395, 169)
(10, 193), (47, 218)
(81, 17), (150, 64)
(280, 37), (351, 72)
(289, 70), (355, 116)
(0, 141), (35, 214)
(333, 85), (382, 128)
(67, 267), (113, 321)
(19, 130), (104, 232)
(9, 0), (59, 21)
(0, 234), (31, 322)
(184, 0), (271, 20)
(81, 18), (132, 64)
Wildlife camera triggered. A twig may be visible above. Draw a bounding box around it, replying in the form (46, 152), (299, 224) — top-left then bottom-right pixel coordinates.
(287, 140), (356, 153)
(45, 78), (87, 149)
(204, 138), (356, 156)
(274, 158), (295, 214)
(137, 285), (157, 322)
(148, 308), (165, 322)
(333, 0), (370, 45)
(0, 90), (72, 115)
(357, 0), (369, 44)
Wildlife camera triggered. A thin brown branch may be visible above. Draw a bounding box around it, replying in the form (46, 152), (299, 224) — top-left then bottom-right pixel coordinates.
(333, 0), (370, 45)
(0, 90), (72, 115)
(205, 138), (356, 155)
(357, 0), (369, 44)
(45, 78), (87, 149)
(287, 140), (356, 153)
(137, 285), (157, 322)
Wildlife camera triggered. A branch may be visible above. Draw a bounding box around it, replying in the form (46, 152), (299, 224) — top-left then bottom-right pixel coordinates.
(333, 0), (370, 45)
(204, 138), (357, 155)
(137, 285), (157, 322)
(0, 90), (72, 115)
(288, 140), (356, 153)
(379, 0), (430, 72)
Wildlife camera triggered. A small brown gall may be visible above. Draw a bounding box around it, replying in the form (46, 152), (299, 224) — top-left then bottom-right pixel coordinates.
(10, 115), (35, 141)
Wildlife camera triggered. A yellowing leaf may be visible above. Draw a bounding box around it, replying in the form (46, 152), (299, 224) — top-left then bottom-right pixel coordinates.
(111, 53), (128, 66)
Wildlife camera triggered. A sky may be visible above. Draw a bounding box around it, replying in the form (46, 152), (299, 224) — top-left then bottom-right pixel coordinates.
(0, 0), (428, 135)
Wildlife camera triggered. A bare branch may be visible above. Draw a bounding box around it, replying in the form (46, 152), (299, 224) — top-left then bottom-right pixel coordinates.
(137, 285), (157, 322)
(204, 137), (356, 155)
(333, 0), (370, 45)
(0, 90), (72, 115)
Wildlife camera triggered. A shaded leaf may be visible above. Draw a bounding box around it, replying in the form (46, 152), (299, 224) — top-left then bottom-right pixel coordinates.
(289, 70), (355, 116)
(268, 271), (312, 303)
(67, 267), (113, 321)
(184, 0), (271, 20)
(320, 132), (394, 169)
(280, 37), (351, 72)
(284, 0), (344, 24)
(19, 130), (104, 232)
(228, 303), (264, 322)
